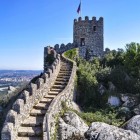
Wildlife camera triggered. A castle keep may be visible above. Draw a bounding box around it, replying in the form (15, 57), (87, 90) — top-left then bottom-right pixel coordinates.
(73, 16), (104, 59)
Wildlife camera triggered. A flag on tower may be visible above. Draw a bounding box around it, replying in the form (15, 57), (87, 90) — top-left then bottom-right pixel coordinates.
(77, 1), (81, 14)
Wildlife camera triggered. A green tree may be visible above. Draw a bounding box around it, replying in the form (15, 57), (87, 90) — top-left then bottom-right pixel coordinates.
(101, 49), (124, 68)
(124, 42), (140, 77)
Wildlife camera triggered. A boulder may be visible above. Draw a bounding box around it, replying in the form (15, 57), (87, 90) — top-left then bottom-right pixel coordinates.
(98, 84), (106, 95)
(108, 96), (121, 106)
(65, 101), (81, 112)
(122, 98), (138, 108)
(85, 122), (140, 140)
(63, 111), (88, 132)
(117, 107), (132, 120)
(121, 94), (139, 108)
(133, 104), (140, 115)
(58, 111), (88, 139)
(108, 82), (116, 91)
(58, 118), (85, 140)
(123, 115), (140, 136)
(121, 94), (129, 102)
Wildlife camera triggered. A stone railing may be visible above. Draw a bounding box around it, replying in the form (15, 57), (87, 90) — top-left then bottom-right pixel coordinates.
(1, 55), (61, 140)
(43, 53), (77, 140)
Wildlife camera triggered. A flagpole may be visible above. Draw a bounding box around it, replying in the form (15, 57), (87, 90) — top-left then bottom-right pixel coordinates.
(80, 0), (82, 17)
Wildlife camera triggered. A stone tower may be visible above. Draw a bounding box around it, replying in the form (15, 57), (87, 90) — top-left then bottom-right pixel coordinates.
(73, 16), (104, 59)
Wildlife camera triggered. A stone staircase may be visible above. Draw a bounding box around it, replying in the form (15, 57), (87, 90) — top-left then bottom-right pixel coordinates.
(17, 61), (72, 140)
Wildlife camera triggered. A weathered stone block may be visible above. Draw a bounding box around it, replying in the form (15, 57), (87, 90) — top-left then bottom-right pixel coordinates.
(41, 73), (49, 83)
(36, 78), (44, 89)
(12, 99), (24, 114)
(5, 110), (17, 125)
(2, 123), (14, 140)
(21, 90), (30, 104)
(29, 83), (37, 95)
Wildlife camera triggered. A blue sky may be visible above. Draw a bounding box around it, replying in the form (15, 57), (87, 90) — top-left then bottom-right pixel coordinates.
(0, 0), (140, 70)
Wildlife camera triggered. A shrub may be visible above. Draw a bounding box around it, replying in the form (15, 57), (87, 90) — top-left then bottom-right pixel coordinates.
(76, 107), (124, 127)
(64, 48), (78, 61)
(96, 67), (111, 83)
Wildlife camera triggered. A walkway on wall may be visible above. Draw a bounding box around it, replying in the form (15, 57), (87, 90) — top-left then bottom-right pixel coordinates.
(17, 60), (72, 140)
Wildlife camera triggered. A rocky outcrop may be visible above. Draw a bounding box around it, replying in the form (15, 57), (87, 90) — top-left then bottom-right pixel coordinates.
(121, 94), (139, 108)
(108, 82), (116, 91)
(58, 111), (88, 139)
(123, 115), (140, 136)
(69, 101), (81, 112)
(108, 96), (121, 106)
(118, 107), (131, 120)
(98, 84), (106, 95)
(58, 112), (140, 140)
(133, 104), (140, 115)
(85, 122), (140, 140)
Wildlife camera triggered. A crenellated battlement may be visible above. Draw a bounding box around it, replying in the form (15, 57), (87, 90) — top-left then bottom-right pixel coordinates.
(74, 16), (103, 24)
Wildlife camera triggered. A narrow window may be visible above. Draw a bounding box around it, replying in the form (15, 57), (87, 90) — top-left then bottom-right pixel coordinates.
(80, 38), (85, 46)
(93, 26), (96, 32)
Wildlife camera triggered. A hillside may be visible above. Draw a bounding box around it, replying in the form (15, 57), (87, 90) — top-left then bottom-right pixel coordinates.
(64, 42), (140, 126)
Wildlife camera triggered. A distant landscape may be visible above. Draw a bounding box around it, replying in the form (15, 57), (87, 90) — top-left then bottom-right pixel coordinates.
(0, 70), (42, 95)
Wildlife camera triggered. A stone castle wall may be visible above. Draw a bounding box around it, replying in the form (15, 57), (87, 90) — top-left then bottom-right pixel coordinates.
(43, 53), (77, 140)
(2, 48), (77, 140)
(44, 43), (77, 71)
(54, 43), (77, 54)
(2, 55), (61, 140)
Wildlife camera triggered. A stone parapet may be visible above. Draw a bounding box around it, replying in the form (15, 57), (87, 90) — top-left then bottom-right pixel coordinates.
(1, 55), (61, 140)
(54, 43), (77, 54)
(43, 53), (77, 140)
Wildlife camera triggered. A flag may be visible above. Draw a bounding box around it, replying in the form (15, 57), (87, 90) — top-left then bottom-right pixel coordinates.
(77, 1), (81, 14)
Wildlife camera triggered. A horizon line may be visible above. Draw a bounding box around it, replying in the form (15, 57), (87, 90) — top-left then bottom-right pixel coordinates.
(0, 69), (43, 71)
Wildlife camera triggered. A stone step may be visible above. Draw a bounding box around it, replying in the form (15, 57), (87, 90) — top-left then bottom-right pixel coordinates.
(60, 67), (72, 71)
(61, 64), (71, 67)
(18, 126), (42, 137)
(48, 91), (59, 95)
(59, 70), (71, 73)
(60, 69), (71, 72)
(34, 102), (50, 110)
(58, 73), (71, 76)
(61, 63), (68, 65)
(54, 81), (67, 85)
(52, 85), (65, 89)
(30, 109), (46, 116)
(50, 88), (62, 92)
(57, 75), (70, 79)
(44, 94), (56, 99)
(56, 78), (69, 82)
(17, 136), (42, 140)
(40, 98), (52, 103)
(61, 66), (72, 69)
(21, 116), (43, 127)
